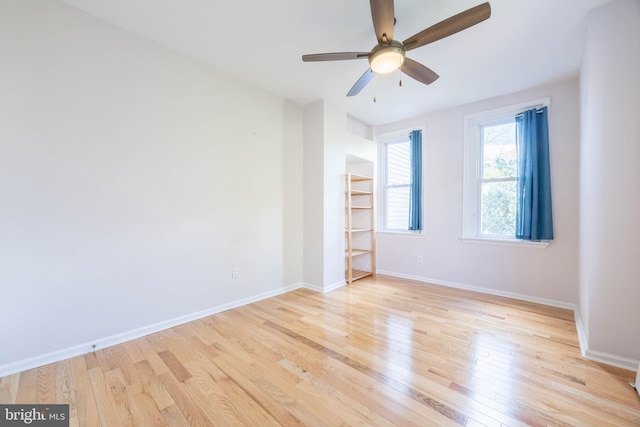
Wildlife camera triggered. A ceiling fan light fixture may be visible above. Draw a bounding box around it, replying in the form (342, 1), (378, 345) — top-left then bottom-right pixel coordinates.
(369, 43), (405, 74)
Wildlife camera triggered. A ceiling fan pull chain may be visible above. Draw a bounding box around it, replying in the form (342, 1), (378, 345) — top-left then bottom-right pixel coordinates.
(399, 79), (402, 87)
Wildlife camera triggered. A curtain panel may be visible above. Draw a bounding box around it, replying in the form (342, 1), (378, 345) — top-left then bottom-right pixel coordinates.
(409, 130), (422, 231)
(515, 107), (553, 240)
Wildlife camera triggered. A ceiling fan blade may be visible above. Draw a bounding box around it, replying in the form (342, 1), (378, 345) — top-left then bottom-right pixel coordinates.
(401, 58), (439, 85)
(403, 2), (491, 51)
(347, 69), (375, 97)
(302, 52), (370, 62)
(370, 0), (395, 43)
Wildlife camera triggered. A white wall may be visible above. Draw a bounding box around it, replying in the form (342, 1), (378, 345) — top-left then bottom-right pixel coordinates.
(323, 103), (348, 290)
(376, 79), (581, 306)
(0, 0), (303, 373)
(302, 101), (325, 289)
(283, 101), (304, 286)
(302, 101), (376, 292)
(579, 0), (640, 365)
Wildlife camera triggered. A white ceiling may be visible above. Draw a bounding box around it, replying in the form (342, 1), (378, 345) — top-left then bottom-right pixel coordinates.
(62, 0), (612, 126)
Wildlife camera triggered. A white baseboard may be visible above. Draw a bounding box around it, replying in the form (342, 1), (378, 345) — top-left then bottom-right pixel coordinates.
(574, 309), (589, 357)
(301, 280), (346, 293)
(301, 282), (323, 293)
(377, 270), (576, 310)
(0, 283), (303, 378)
(323, 279), (347, 293)
(573, 309), (639, 371)
(582, 349), (639, 372)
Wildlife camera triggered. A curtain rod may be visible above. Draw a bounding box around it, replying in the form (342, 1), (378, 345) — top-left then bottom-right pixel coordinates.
(515, 107), (546, 118)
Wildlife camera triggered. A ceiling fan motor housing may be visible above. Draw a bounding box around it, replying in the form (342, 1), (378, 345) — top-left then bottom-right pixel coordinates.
(369, 40), (406, 74)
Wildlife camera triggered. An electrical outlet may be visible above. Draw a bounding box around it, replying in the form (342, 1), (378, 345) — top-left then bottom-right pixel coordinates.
(417, 255), (424, 263)
(232, 267), (239, 278)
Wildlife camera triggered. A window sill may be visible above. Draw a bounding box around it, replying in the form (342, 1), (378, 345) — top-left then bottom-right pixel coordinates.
(377, 230), (424, 237)
(459, 236), (549, 248)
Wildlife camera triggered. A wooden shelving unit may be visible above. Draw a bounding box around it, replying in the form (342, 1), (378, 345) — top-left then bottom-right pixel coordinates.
(345, 173), (376, 284)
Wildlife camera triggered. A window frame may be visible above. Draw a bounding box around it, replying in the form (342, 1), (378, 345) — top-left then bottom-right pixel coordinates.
(377, 127), (424, 235)
(461, 99), (550, 247)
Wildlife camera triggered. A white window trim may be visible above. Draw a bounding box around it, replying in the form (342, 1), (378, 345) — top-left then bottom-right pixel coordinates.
(461, 98), (550, 247)
(458, 236), (549, 248)
(377, 126), (425, 235)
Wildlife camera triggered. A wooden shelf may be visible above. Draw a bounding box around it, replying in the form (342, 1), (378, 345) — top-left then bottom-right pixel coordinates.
(346, 228), (373, 233)
(345, 249), (372, 257)
(345, 172), (376, 285)
(347, 269), (373, 281)
(349, 174), (373, 182)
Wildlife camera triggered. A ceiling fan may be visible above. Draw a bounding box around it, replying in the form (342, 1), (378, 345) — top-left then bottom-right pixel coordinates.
(302, 1), (491, 96)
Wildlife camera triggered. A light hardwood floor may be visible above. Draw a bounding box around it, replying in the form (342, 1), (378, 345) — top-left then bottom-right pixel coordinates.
(1, 275), (639, 426)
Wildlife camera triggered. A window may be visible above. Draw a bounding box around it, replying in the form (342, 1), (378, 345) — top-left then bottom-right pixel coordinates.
(463, 99), (551, 243)
(379, 129), (422, 232)
(478, 119), (517, 237)
(385, 140), (411, 230)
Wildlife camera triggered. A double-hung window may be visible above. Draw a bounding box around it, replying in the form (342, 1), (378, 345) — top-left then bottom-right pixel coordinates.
(477, 118), (517, 237)
(379, 129), (423, 233)
(463, 99), (552, 244)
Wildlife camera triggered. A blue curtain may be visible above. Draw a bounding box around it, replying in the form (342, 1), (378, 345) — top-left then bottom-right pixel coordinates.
(409, 130), (422, 231)
(515, 107), (553, 240)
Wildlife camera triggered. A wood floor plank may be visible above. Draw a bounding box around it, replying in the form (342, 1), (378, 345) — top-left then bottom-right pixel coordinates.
(134, 338), (171, 377)
(14, 368), (37, 404)
(87, 367), (122, 427)
(54, 360), (77, 422)
(2, 275), (639, 426)
(134, 359), (175, 412)
(157, 370), (218, 427)
(160, 403), (193, 427)
(35, 364), (56, 404)
(0, 373), (19, 404)
(183, 357), (256, 425)
(104, 368), (136, 427)
(68, 355), (100, 427)
(96, 345), (139, 387)
(190, 356), (279, 426)
(213, 349), (330, 426)
(157, 350), (192, 383)
(209, 348), (309, 426)
(125, 382), (169, 427)
(122, 340), (146, 364)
